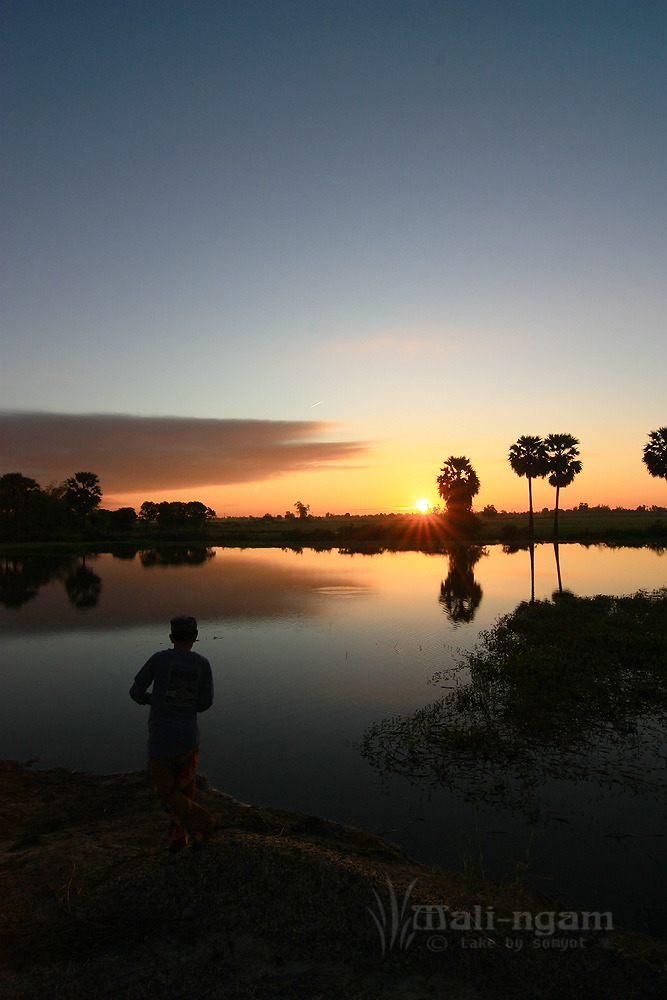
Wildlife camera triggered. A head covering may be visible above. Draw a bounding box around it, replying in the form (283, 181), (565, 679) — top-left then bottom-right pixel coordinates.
(170, 615), (198, 640)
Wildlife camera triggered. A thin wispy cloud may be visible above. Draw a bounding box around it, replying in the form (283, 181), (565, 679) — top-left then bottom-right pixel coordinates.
(0, 412), (369, 492)
(323, 332), (459, 357)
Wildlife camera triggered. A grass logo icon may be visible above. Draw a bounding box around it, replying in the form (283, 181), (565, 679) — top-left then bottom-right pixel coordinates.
(367, 877), (418, 955)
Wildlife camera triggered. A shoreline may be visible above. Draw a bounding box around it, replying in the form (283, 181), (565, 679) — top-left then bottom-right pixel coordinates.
(1, 509), (666, 555)
(2, 760), (666, 999)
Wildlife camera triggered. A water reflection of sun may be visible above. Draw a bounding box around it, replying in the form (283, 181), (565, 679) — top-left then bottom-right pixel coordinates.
(415, 498), (430, 513)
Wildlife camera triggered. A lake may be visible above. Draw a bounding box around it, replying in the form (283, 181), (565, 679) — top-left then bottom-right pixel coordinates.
(1, 542), (665, 935)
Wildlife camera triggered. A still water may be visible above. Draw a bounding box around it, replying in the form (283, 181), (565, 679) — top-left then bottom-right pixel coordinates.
(1, 543), (665, 934)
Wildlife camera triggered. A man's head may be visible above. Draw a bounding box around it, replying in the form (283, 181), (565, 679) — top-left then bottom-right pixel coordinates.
(169, 615), (198, 647)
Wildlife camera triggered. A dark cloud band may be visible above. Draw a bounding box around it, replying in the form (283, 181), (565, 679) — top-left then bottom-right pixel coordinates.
(0, 412), (368, 492)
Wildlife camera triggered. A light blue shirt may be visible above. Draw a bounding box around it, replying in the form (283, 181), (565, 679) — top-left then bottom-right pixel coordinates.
(130, 648), (214, 757)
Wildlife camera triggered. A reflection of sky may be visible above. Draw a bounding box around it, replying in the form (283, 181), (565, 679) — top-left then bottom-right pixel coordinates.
(1, 544), (664, 775)
(2, 544), (665, 930)
(2, 2), (666, 514)
(1, 543), (664, 633)
(0, 549), (373, 633)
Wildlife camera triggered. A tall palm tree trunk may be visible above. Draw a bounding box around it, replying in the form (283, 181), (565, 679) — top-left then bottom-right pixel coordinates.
(553, 484), (560, 536)
(528, 476), (534, 535)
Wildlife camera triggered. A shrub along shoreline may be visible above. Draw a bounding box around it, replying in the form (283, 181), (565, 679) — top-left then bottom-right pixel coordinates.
(0, 509), (665, 555)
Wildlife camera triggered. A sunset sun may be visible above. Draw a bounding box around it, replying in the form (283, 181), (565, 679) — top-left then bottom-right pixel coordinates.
(415, 498), (430, 513)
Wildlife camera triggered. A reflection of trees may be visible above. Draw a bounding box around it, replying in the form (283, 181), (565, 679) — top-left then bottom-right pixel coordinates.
(361, 589), (667, 822)
(139, 548), (215, 567)
(553, 541), (563, 594)
(503, 542), (562, 603)
(64, 564), (102, 609)
(438, 545), (486, 624)
(0, 555), (74, 608)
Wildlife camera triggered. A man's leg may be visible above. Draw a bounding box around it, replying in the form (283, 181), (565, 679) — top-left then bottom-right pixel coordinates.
(148, 747), (216, 847)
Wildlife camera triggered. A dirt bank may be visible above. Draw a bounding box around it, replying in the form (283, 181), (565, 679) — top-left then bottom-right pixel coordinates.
(1, 760), (665, 999)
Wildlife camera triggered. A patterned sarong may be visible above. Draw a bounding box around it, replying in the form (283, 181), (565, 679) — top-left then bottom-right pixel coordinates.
(148, 745), (216, 846)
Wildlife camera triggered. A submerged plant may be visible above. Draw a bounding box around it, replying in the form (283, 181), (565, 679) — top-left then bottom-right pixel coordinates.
(360, 588), (667, 820)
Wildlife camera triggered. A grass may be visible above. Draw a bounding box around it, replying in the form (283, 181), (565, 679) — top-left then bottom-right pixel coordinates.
(360, 588), (667, 822)
(1, 507), (665, 555)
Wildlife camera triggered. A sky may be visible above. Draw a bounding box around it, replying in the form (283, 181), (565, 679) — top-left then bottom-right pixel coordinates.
(2, 0), (666, 515)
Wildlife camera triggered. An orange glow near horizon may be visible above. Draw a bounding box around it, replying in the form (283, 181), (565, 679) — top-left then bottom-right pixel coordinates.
(99, 426), (667, 516)
(103, 460), (666, 516)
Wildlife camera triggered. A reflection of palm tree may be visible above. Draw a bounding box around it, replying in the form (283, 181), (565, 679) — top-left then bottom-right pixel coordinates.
(553, 542), (563, 594)
(529, 543), (535, 603)
(438, 545), (486, 624)
(65, 565), (102, 609)
(544, 434), (582, 536)
(508, 436), (549, 535)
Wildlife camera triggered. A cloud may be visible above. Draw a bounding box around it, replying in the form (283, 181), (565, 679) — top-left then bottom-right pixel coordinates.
(323, 331), (459, 357)
(0, 412), (369, 493)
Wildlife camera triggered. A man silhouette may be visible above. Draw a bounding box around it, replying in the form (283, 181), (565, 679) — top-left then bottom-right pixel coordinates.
(130, 615), (216, 849)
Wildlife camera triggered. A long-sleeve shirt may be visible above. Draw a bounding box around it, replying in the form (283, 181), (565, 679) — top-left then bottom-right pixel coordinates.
(130, 648), (214, 757)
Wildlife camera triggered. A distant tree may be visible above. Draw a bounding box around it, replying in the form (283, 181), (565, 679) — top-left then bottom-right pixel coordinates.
(0, 472), (41, 510)
(508, 435), (549, 534)
(139, 501), (160, 522)
(138, 500), (215, 531)
(642, 427), (667, 487)
(544, 434), (582, 535)
(185, 501), (216, 527)
(0, 473), (42, 537)
(294, 501), (310, 519)
(482, 504), (498, 518)
(436, 457), (480, 515)
(157, 502), (189, 529)
(109, 507), (138, 531)
(64, 472), (102, 520)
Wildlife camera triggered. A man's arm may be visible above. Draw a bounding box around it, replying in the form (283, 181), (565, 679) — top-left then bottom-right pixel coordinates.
(129, 659), (154, 706)
(197, 662), (214, 713)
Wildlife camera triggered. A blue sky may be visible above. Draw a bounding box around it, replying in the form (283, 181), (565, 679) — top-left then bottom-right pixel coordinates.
(2, 0), (666, 512)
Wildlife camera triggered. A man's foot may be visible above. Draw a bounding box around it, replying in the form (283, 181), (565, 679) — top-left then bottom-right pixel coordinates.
(191, 820), (217, 850)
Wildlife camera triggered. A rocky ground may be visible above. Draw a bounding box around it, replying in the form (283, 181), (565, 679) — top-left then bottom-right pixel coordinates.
(1, 760), (665, 1000)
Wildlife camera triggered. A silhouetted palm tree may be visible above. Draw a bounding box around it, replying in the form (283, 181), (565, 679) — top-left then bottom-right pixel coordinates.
(544, 434), (582, 535)
(436, 456), (480, 514)
(64, 471), (102, 521)
(642, 427), (667, 488)
(508, 436), (549, 534)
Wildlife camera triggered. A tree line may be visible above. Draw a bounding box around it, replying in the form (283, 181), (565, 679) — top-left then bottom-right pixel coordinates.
(1, 427), (665, 541)
(0, 471), (216, 541)
(0, 471), (105, 540)
(436, 426), (667, 535)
